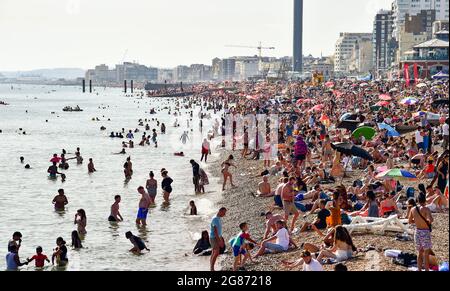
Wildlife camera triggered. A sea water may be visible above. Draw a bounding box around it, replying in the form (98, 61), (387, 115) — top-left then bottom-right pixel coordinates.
(0, 84), (223, 271)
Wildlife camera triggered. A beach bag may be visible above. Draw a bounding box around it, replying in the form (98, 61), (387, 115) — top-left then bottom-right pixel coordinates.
(393, 252), (417, 267)
(341, 213), (351, 225)
(384, 249), (402, 258)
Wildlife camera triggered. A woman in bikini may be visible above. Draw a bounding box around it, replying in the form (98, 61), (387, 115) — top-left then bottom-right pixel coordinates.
(221, 155), (236, 191)
(146, 171), (157, 205)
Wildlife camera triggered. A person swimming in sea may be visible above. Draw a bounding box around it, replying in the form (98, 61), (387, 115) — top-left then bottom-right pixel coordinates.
(113, 148), (126, 155)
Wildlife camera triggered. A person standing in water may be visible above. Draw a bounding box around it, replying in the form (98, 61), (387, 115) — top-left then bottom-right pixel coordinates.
(88, 158), (96, 173)
(151, 129), (158, 148)
(52, 237), (68, 267)
(201, 138), (210, 162)
(146, 171), (157, 205)
(109, 195), (124, 222)
(180, 131), (189, 144)
(136, 186), (151, 226)
(190, 160), (200, 193)
(124, 157), (133, 179)
(52, 189), (68, 211)
(47, 162), (61, 179)
(6, 245), (28, 270)
(74, 209), (87, 235)
(161, 170), (173, 203)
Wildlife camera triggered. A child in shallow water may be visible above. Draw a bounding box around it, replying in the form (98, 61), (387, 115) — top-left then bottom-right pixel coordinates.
(125, 231), (150, 253)
(27, 246), (50, 268)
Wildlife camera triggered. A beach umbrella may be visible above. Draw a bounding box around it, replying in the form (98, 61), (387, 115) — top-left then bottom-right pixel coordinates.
(395, 125), (418, 135)
(389, 87), (399, 93)
(378, 94), (392, 101)
(378, 123), (400, 137)
(352, 126), (376, 140)
(309, 104), (325, 112)
(333, 90), (344, 98)
(340, 113), (358, 121)
(331, 142), (373, 161)
(432, 99), (448, 107)
(375, 169), (417, 181)
(370, 105), (389, 112)
(325, 81), (335, 88)
(400, 97), (418, 105)
(416, 83), (427, 88)
(336, 120), (359, 131)
(432, 71), (449, 80)
(375, 101), (390, 107)
(246, 95), (259, 101)
(296, 98), (313, 105)
(360, 83), (369, 87)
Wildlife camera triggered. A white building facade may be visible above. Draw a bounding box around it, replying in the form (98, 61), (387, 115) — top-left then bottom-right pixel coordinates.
(392, 0), (450, 40)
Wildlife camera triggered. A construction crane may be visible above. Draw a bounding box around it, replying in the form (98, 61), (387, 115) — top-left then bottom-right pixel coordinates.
(225, 41), (275, 59)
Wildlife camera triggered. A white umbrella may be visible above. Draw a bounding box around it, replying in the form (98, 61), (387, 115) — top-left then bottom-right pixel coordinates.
(416, 83), (427, 88)
(389, 87), (399, 93)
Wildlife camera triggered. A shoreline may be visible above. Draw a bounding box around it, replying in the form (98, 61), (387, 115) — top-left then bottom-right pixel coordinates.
(211, 149), (449, 271)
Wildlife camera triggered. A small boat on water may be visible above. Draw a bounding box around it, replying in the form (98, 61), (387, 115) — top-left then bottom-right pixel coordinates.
(63, 105), (83, 112)
(0, 101), (9, 106)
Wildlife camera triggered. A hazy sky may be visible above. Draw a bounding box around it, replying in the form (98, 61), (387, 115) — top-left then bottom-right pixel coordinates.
(0, 0), (393, 70)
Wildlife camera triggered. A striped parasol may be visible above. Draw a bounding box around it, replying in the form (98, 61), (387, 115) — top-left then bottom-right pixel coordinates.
(375, 169), (417, 181)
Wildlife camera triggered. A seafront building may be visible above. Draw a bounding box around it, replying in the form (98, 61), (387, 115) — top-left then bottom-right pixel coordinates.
(392, 0), (449, 40)
(334, 33), (373, 76)
(373, 10), (397, 78)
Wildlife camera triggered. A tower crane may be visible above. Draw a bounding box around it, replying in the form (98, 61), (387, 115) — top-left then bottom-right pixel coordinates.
(225, 42), (275, 60)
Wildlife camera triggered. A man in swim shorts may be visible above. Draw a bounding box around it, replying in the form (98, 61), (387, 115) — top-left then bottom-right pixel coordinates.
(409, 193), (433, 271)
(136, 186), (151, 226)
(109, 195), (123, 222)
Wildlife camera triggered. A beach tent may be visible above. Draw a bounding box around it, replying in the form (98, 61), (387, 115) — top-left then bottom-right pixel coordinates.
(352, 126), (376, 140)
(331, 142), (373, 161)
(378, 123), (400, 137)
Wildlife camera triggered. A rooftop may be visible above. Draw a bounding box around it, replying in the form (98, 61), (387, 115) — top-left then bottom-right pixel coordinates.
(414, 38), (449, 49)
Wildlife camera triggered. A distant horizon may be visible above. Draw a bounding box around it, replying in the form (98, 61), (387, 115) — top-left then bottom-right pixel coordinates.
(0, 0), (393, 71)
(0, 52), (328, 73)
